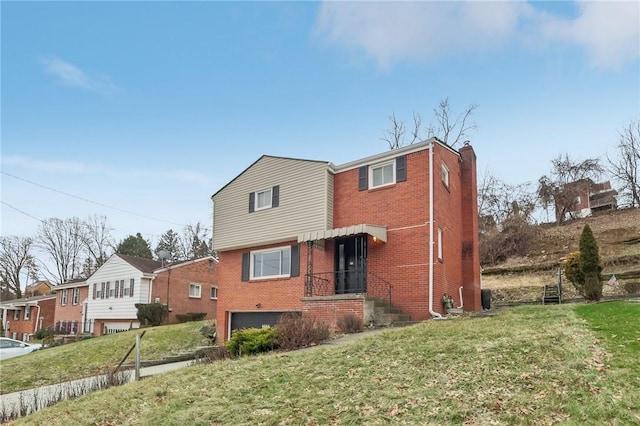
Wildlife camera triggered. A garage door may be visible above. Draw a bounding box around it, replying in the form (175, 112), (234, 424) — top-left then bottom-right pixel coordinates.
(230, 312), (286, 333)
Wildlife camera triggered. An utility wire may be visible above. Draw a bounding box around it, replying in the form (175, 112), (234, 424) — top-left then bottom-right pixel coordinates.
(2, 170), (206, 228)
(1, 201), (43, 222)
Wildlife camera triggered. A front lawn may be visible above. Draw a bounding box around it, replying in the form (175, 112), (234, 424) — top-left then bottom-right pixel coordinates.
(0, 321), (210, 394)
(13, 304), (640, 425)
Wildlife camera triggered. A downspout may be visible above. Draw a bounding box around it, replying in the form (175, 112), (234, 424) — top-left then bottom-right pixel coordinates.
(429, 142), (443, 319)
(457, 286), (464, 309)
(1, 307), (7, 337)
(33, 303), (41, 335)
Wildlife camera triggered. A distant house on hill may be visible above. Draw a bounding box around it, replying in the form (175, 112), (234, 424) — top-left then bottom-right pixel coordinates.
(24, 280), (53, 297)
(556, 179), (618, 222)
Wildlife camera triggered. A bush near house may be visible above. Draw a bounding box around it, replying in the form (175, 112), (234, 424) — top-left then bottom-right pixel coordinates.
(275, 314), (330, 350)
(336, 315), (364, 334)
(135, 303), (168, 326)
(225, 327), (277, 357)
(175, 312), (207, 323)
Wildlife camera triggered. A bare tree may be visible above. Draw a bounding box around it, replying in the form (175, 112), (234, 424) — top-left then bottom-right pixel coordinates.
(426, 98), (478, 148)
(82, 215), (115, 275)
(478, 170), (537, 229)
(36, 217), (88, 284)
(607, 118), (640, 208)
(182, 222), (212, 260)
(382, 98), (477, 150)
(537, 153), (604, 223)
(0, 236), (36, 299)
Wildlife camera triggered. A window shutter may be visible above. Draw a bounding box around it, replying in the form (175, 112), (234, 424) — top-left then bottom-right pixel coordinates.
(358, 166), (368, 191)
(290, 244), (300, 277)
(106, 282), (110, 299)
(93, 283), (96, 300)
(396, 155), (407, 182)
(249, 192), (255, 213)
(272, 185), (280, 208)
(241, 252), (250, 281)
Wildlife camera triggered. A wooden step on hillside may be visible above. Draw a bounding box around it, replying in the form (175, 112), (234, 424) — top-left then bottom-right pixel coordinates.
(542, 284), (561, 305)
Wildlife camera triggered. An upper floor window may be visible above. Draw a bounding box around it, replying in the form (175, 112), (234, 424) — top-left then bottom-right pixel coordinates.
(61, 289), (68, 305)
(370, 160), (395, 189)
(441, 162), (450, 188)
(210, 286), (218, 299)
(249, 185), (280, 213)
(359, 155), (406, 191)
(251, 246), (291, 279)
(72, 287), (80, 305)
(437, 227), (444, 261)
(24, 306), (31, 320)
(189, 283), (202, 298)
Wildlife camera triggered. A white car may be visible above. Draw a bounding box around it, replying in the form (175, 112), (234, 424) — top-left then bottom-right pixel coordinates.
(0, 337), (42, 361)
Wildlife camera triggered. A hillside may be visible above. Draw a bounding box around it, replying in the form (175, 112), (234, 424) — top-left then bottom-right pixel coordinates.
(482, 208), (640, 303)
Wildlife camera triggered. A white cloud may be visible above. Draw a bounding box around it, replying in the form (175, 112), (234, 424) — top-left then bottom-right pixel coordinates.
(39, 56), (120, 94)
(2, 155), (87, 174)
(539, 1), (640, 70)
(315, 0), (639, 70)
(2, 155), (212, 186)
(316, 1), (531, 66)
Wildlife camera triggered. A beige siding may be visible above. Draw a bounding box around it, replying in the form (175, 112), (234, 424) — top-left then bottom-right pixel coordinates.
(213, 157), (332, 251)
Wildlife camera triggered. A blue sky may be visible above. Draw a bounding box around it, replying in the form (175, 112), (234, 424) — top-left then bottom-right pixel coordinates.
(2, 1), (639, 255)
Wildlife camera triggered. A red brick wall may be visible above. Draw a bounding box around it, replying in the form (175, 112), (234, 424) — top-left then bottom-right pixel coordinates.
(152, 259), (218, 323)
(302, 296), (364, 330)
(4, 298), (56, 341)
(54, 287), (89, 325)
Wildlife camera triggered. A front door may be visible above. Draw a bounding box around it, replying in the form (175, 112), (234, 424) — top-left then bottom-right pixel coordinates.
(335, 235), (367, 294)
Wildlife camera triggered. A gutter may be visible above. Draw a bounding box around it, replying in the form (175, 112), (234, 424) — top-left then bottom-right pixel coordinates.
(33, 303), (42, 335)
(428, 142), (443, 319)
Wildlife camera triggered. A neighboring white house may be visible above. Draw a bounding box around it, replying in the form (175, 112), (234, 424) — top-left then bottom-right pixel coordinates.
(85, 254), (161, 336)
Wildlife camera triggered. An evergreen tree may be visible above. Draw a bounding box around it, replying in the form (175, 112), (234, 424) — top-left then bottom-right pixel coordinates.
(116, 233), (153, 259)
(578, 224), (603, 301)
(155, 229), (184, 261)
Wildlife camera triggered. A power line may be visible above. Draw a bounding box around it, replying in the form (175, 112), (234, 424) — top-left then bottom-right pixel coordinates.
(2, 170), (208, 228)
(1, 201), (43, 222)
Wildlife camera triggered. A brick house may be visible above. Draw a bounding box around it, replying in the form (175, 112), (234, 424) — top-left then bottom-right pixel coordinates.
(556, 179), (618, 221)
(85, 253), (218, 336)
(151, 256), (218, 323)
(211, 138), (480, 341)
(1, 294), (56, 341)
(51, 278), (89, 334)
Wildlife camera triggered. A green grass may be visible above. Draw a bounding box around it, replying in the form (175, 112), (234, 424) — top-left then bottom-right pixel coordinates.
(12, 304), (640, 425)
(0, 321), (210, 394)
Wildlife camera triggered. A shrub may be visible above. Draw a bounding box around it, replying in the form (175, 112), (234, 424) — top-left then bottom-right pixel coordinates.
(194, 346), (230, 364)
(175, 312), (207, 323)
(578, 224), (603, 301)
(479, 216), (538, 266)
(225, 327), (277, 357)
(200, 323), (217, 343)
(564, 251), (583, 287)
(275, 313), (331, 350)
(135, 303), (168, 326)
(336, 315), (364, 334)
(35, 328), (54, 340)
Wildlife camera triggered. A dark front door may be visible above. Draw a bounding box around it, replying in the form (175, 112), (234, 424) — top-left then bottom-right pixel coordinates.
(335, 235), (367, 294)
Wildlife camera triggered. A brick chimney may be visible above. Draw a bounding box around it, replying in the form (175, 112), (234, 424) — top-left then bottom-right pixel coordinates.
(459, 143), (481, 311)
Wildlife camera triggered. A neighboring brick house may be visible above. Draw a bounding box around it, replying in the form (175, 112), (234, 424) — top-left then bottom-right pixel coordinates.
(211, 138), (481, 341)
(85, 253), (218, 336)
(1, 294), (56, 341)
(51, 278), (89, 334)
(557, 179), (618, 221)
(151, 256), (218, 323)
(24, 280), (53, 297)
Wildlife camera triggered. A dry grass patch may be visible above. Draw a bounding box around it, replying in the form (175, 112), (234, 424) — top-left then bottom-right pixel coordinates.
(14, 305), (639, 425)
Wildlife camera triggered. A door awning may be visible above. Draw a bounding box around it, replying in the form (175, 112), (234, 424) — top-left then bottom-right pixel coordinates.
(298, 224), (387, 243)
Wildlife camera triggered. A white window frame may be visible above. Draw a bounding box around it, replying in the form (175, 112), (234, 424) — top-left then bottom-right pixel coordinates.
(369, 160), (395, 189)
(210, 286), (218, 300)
(441, 162), (450, 188)
(72, 287), (80, 305)
(255, 188), (273, 211)
(437, 227), (444, 261)
(189, 283), (202, 298)
(24, 306), (31, 320)
(13, 310), (20, 320)
(61, 289), (68, 305)
(250, 246), (291, 280)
